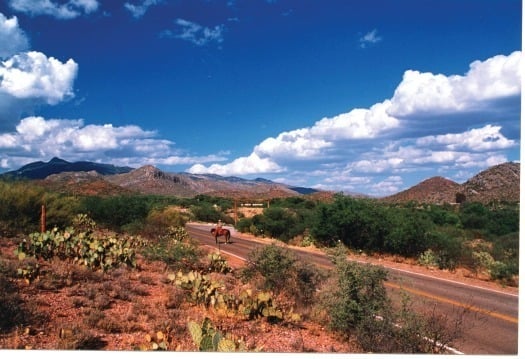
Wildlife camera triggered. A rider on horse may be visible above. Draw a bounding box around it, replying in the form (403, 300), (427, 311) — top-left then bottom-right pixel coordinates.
(212, 219), (230, 244)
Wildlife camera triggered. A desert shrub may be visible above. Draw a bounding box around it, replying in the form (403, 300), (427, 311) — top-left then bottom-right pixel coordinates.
(235, 217), (253, 234)
(311, 195), (388, 250)
(321, 244), (467, 353)
(0, 180), (45, 234)
(486, 206), (519, 236)
(426, 204), (460, 226)
(241, 243), (297, 294)
(190, 203), (222, 223)
(290, 261), (325, 307)
(418, 249), (439, 268)
(471, 250), (495, 275)
(141, 226), (202, 271)
(80, 195), (151, 231)
(241, 243), (323, 306)
(141, 206), (189, 237)
(258, 206), (303, 242)
(384, 208), (433, 257)
(424, 231), (463, 270)
(323, 244), (389, 335)
(356, 294), (467, 353)
(0, 180), (80, 234)
(488, 260), (517, 284)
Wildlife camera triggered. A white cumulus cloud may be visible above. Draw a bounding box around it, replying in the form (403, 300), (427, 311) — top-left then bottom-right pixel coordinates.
(188, 153), (283, 176)
(0, 13), (29, 59)
(8, 0), (99, 19)
(0, 51), (78, 104)
(0, 116), (226, 170)
(389, 51), (521, 116)
(415, 125), (516, 152)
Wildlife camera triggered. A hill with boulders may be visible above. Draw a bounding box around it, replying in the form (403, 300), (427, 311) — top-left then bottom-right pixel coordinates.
(381, 162), (519, 204)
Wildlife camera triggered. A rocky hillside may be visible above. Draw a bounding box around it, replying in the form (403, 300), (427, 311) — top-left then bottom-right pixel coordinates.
(106, 166), (304, 199)
(106, 165), (196, 197)
(39, 171), (134, 196)
(461, 162), (520, 203)
(382, 162), (520, 204)
(381, 176), (463, 204)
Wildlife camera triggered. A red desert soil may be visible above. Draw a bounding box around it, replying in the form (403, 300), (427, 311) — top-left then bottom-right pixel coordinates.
(0, 234), (359, 353)
(0, 228), (517, 352)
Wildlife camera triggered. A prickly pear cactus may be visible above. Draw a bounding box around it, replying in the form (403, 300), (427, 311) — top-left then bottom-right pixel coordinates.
(187, 320), (202, 349)
(217, 338), (236, 352)
(187, 317), (240, 352)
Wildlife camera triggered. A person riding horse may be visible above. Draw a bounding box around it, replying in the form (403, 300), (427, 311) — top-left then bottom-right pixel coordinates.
(211, 219), (231, 244)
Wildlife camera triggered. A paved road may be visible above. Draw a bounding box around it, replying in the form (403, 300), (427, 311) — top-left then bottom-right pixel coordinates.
(186, 223), (519, 355)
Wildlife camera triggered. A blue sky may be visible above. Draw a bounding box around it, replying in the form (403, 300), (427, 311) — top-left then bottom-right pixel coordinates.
(0, 0), (521, 196)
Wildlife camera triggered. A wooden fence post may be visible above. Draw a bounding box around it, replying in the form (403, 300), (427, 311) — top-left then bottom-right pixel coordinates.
(40, 204), (46, 233)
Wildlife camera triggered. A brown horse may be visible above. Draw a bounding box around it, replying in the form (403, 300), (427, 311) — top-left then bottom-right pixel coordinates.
(211, 227), (231, 244)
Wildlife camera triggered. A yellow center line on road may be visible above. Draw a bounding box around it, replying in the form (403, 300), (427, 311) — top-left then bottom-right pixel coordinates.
(385, 282), (518, 324)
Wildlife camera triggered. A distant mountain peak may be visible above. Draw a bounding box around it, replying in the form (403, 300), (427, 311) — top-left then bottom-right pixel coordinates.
(49, 157), (69, 164)
(0, 157), (134, 180)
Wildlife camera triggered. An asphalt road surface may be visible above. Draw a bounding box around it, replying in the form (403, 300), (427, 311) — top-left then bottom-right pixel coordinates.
(186, 223), (519, 355)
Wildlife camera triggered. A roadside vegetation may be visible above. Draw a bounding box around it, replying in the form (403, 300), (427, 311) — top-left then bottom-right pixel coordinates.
(238, 194), (518, 285)
(0, 179), (518, 351)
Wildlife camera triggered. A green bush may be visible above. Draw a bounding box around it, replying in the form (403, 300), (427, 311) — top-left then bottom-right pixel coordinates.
(79, 195), (151, 231)
(0, 180), (80, 234)
(424, 231), (463, 270)
(384, 208), (433, 257)
(241, 243), (322, 305)
(141, 226), (202, 271)
(241, 243), (297, 294)
(321, 244), (466, 353)
(324, 244), (389, 334)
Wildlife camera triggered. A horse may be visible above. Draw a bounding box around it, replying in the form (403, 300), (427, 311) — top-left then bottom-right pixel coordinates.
(210, 227), (231, 244)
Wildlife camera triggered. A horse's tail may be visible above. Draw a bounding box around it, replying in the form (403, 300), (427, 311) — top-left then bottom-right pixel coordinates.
(225, 229), (231, 243)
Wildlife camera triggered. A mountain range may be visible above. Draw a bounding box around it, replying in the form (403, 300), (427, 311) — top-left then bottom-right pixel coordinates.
(0, 158), (520, 203)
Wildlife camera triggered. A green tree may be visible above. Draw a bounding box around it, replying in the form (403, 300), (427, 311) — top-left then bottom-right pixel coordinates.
(384, 208), (433, 257)
(459, 202), (490, 231)
(311, 195), (387, 251)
